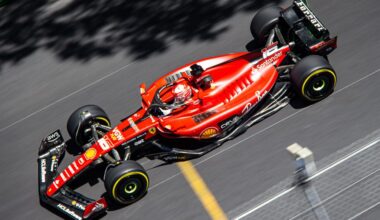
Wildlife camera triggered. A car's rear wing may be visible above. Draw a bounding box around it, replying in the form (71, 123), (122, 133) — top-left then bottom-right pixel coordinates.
(279, 0), (337, 56)
(38, 130), (107, 220)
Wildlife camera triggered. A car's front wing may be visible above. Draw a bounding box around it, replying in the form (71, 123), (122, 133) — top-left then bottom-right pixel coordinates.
(38, 130), (107, 220)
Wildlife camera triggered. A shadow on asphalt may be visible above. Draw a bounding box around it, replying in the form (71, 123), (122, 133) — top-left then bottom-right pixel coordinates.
(0, 0), (285, 67)
(289, 95), (313, 109)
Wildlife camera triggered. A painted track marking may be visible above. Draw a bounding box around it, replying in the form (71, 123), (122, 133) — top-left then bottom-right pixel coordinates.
(348, 201), (380, 220)
(288, 168), (380, 220)
(0, 62), (135, 133)
(0, 60), (379, 218)
(234, 139), (380, 220)
(0, 65), (379, 134)
(177, 161), (227, 220)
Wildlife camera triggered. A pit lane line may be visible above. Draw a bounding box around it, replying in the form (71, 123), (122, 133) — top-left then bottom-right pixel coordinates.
(150, 67), (380, 191)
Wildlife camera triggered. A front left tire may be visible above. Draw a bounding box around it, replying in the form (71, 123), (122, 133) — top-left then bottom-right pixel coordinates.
(104, 161), (149, 206)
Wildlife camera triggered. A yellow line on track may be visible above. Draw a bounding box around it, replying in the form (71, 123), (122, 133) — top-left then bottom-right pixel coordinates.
(177, 161), (228, 220)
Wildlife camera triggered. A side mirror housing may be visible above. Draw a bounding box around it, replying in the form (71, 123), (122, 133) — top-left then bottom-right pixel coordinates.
(140, 83), (146, 95)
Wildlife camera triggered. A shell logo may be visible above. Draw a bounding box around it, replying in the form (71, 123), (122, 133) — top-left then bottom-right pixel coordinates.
(84, 148), (97, 160)
(200, 127), (218, 139)
(110, 134), (117, 141)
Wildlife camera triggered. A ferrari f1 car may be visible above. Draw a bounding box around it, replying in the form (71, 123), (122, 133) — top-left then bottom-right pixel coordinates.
(38, 1), (338, 219)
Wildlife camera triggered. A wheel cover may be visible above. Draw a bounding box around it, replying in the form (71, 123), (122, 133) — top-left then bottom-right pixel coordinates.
(112, 171), (149, 204)
(302, 69), (337, 101)
(124, 181), (138, 194)
(312, 78), (326, 91)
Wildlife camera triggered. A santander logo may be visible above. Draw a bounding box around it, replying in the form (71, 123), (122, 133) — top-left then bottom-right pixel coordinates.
(251, 51), (282, 76)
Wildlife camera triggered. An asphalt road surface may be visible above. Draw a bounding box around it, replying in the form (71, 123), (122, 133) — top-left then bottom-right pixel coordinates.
(1, 0), (380, 219)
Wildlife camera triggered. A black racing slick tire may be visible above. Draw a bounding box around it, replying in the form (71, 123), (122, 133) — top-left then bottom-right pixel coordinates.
(250, 6), (282, 45)
(291, 55), (337, 102)
(104, 161), (149, 206)
(67, 105), (111, 146)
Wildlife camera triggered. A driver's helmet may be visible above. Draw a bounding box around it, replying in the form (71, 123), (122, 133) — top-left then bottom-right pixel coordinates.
(172, 83), (192, 104)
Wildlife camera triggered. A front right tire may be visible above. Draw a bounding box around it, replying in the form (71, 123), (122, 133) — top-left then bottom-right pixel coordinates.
(67, 105), (111, 146)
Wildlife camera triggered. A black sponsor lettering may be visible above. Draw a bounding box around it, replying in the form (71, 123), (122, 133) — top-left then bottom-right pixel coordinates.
(295, 0), (326, 32)
(193, 110), (217, 123)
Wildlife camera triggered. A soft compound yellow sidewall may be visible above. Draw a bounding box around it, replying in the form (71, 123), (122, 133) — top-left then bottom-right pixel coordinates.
(112, 171), (149, 203)
(301, 68), (337, 101)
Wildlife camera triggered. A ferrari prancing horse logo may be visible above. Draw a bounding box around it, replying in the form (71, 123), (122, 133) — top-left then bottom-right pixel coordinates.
(149, 127), (156, 134)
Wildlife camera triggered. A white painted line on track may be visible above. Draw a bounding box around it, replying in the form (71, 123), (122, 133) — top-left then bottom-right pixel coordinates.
(334, 68), (380, 94)
(348, 201), (380, 220)
(0, 62), (135, 133)
(150, 67), (380, 189)
(288, 168), (380, 220)
(0, 64), (379, 134)
(0, 39), (196, 133)
(233, 140), (380, 220)
(234, 186), (297, 220)
(196, 67), (380, 166)
(0, 59), (379, 197)
(308, 139), (380, 181)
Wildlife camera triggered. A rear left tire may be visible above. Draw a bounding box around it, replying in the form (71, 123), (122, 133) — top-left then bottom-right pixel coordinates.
(291, 55), (337, 102)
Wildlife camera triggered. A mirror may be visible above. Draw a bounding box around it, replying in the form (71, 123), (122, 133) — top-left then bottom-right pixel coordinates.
(140, 83), (146, 95)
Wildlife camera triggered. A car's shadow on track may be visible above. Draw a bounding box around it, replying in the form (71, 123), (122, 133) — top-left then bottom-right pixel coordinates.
(289, 95), (313, 109)
(0, 0), (286, 73)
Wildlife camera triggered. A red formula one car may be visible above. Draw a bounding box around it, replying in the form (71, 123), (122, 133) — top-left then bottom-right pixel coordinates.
(38, 1), (337, 219)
